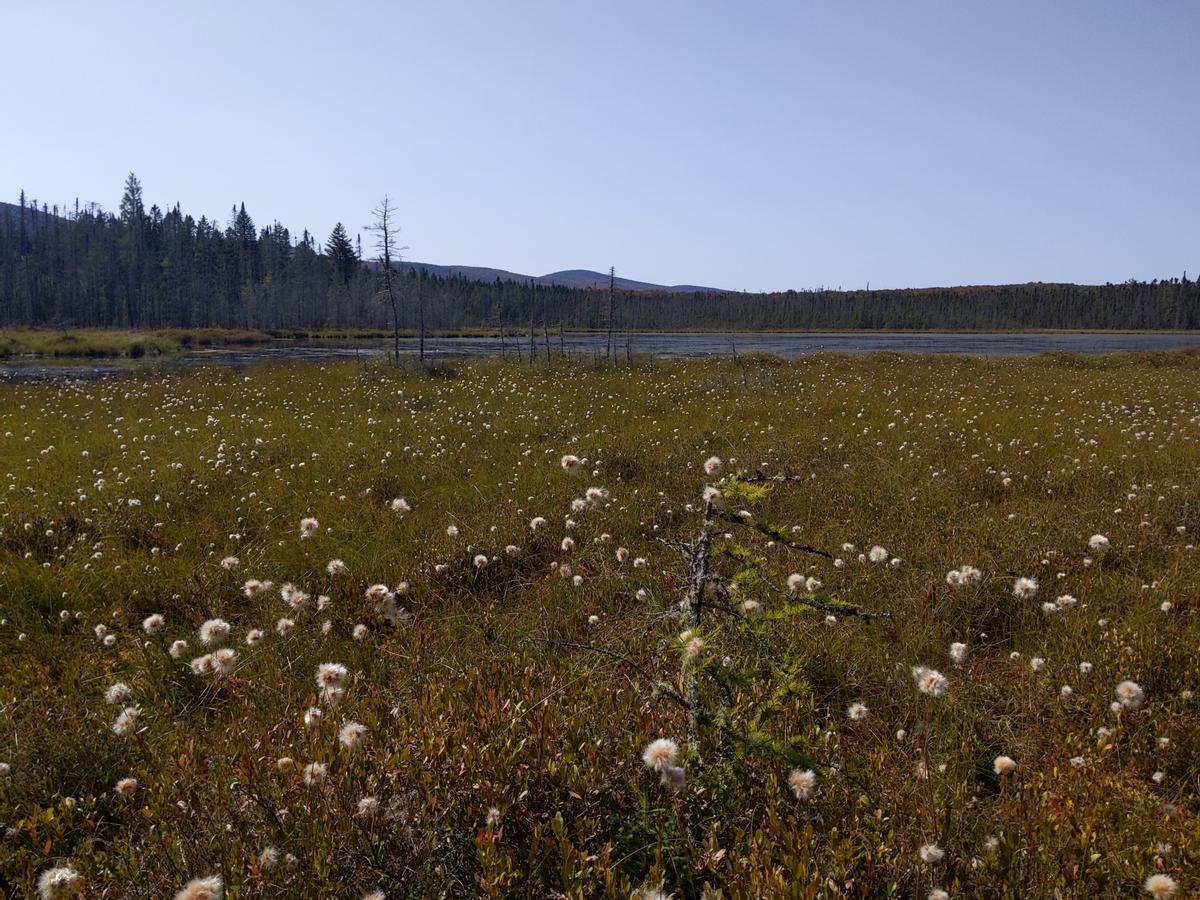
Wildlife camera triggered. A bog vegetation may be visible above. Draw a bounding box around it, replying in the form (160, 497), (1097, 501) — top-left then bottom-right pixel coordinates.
(0, 352), (1197, 898)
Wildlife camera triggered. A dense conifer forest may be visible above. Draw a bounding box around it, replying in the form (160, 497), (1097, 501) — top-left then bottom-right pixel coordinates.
(2, 176), (1197, 332)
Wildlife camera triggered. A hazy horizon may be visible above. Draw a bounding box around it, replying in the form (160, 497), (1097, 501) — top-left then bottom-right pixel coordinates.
(4, 0), (1197, 292)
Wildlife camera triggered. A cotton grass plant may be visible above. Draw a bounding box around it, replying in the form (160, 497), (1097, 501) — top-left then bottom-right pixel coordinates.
(0, 352), (1197, 895)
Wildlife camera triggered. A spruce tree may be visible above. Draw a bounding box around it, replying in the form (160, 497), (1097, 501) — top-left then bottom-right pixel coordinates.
(326, 222), (358, 285)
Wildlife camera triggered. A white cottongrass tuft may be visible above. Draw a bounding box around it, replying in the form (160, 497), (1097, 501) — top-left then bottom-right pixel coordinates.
(641, 738), (679, 771)
(1012, 577), (1038, 599)
(316, 662), (349, 692)
(37, 866), (81, 898)
(912, 665), (949, 697)
(993, 755), (1017, 776)
(958, 564), (982, 585)
(302, 762), (328, 786)
(212, 647), (236, 677)
(299, 516), (319, 539)
(339, 721), (367, 750)
(112, 705), (141, 737)
(173, 874), (223, 900)
(1143, 874), (1178, 899)
(787, 768), (817, 799)
(198, 618), (230, 646)
(105, 682), (133, 705)
(115, 776), (138, 797)
(918, 842), (944, 863)
(1115, 679), (1146, 710)
(703, 455), (723, 476)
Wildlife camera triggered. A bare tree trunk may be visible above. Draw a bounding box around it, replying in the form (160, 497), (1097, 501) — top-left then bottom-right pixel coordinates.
(417, 271), (425, 364)
(528, 306), (535, 365)
(679, 503), (716, 755)
(367, 196), (405, 367)
(606, 265), (615, 363)
(389, 294), (399, 363)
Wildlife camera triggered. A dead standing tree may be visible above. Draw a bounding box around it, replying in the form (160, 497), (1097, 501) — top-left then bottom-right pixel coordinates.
(606, 265), (615, 363)
(366, 196), (407, 366)
(539, 459), (888, 780)
(658, 475), (844, 754)
(416, 267), (426, 364)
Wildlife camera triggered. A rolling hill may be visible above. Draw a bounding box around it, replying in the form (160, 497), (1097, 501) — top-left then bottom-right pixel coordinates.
(397, 261), (722, 293)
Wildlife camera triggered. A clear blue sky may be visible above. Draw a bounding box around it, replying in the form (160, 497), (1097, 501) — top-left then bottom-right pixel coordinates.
(4, 0), (1196, 291)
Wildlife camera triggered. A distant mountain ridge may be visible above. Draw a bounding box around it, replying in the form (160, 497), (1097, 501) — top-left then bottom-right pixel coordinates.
(397, 261), (723, 293)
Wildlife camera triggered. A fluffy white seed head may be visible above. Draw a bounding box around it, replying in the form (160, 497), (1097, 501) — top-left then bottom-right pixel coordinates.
(1116, 680), (1145, 710)
(641, 738), (678, 771)
(174, 875), (223, 900)
(1143, 874), (1178, 899)
(787, 768), (817, 799)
